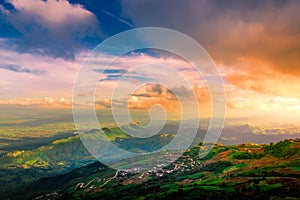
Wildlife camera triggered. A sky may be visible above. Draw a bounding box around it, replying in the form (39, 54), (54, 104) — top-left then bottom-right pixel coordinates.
(0, 0), (299, 122)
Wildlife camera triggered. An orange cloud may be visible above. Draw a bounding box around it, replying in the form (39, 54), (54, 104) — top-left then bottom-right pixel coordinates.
(128, 83), (180, 110)
(95, 99), (112, 109)
(225, 58), (300, 100)
(126, 84), (212, 118)
(0, 97), (72, 107)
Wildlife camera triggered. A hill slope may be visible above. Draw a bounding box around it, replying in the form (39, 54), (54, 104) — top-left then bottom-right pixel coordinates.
(3, 139), (300, 200)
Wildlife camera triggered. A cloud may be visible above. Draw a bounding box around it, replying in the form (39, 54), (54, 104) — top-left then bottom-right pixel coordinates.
(146, 83), (168, 96)
(0, 0), (100, 59)
(8, 0), (94, 26)
(94, 67), (154, 82)
(68, 0), (134, 36)
(121, 0), (300, 98)
(226, 67), (300, 99)
(226, 86), (300, 117)
(99, 74), (123, 82)
(92, 52), (205, 86)
(95, 98), (112, 109)
(127, 83), (211, 112)
(132, 83), (210, 103)
(0, 64), (44, 75)
(73, 52), (211, 110)
(94, 68), (127, 82)
(0, 97), (72, 107)
(0, 43), (84, 99)
(131, 83), (173, 99)
(94, 69), (127, 74)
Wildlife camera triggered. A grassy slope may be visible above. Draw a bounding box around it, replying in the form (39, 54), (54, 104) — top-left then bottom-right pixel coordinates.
(3, 139), (299, 200)
(76, 139), (300, 199)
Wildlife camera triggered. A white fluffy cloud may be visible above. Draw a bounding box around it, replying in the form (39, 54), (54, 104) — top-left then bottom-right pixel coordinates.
(1, 0), (100, 58)
(8, 0), (96, 27)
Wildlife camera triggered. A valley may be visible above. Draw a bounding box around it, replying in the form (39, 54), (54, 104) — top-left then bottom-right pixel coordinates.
(0, 122), (299, 199)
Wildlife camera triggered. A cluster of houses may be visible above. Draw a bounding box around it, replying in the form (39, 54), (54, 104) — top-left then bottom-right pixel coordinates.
(117, 151), (202, 179)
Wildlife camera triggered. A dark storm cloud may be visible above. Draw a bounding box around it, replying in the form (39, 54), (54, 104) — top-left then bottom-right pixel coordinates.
(121, 0), (300, 76)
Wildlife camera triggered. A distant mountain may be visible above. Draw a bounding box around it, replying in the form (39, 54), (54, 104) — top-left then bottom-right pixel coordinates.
(219, 124), (300, 145)
(2, 124), (299, 170)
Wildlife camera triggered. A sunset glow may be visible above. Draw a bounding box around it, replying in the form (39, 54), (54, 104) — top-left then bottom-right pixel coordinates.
(0, 0), (299, 123)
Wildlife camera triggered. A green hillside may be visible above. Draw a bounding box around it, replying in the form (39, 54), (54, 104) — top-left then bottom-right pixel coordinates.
(3, 139), (300, 200)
